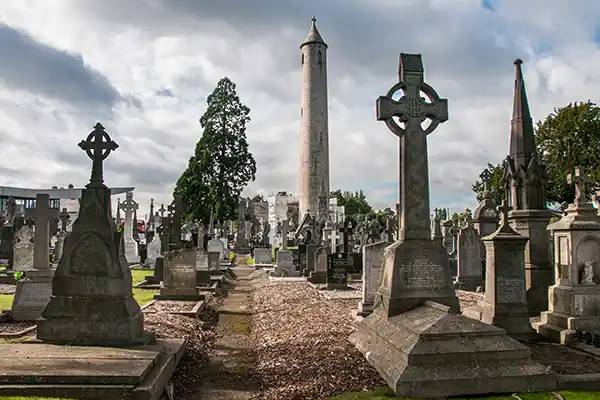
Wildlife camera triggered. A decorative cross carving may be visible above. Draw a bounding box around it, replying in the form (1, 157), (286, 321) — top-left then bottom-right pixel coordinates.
(377, 54), (448, 241)
(567, 166), (590, 206)
(59, 207), (70, 232)
(78, 123), (118, 186)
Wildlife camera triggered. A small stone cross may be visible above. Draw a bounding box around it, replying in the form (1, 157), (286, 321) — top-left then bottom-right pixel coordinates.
(78, 123), (118, 186)
(567, 166), (590, 206)
(377, 54), (448, 241)
(59, 208), (70, 232)
(339, 218), (354, 254)
(158, 204), (166, 220)
(497, 199), (514, 233)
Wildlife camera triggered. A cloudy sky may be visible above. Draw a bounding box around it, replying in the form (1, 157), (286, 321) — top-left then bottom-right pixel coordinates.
(1, 0), (600, 218)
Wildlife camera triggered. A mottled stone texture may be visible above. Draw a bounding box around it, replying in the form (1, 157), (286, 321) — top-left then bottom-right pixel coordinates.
(349, 302), (556, 397)
(299, 18), (329, 219)
(537, 171), (600, 344)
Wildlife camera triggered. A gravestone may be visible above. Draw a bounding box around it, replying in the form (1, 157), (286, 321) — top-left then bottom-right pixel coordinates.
(145, 233), (161, 267)
(13, 225), (34, 272)
(307, 246), (327, 283)
(207, 238), (224, 260)
(463, 200), (535, 339)
(537, 167), (600, 344)
(54, 208), (71, 263)
(208, 251), (220, 272)
(220, 237), (231, 265)
(326, 252), (362, 290)
(349, 54), (553, 397)
(270, 220), (297, 277)
(305, 243), (316, 274)
(167, 194), (183, 248)
(10, 194), (55, 321)
(119, 191), (139, 264)
(195, 248), (211, 286)
(37, 123), (152, 346)
(254, 248), (273, 267)
(155, 249), (203, 300)
(357, 241), (388, 317)
(456, 217), (483, 290)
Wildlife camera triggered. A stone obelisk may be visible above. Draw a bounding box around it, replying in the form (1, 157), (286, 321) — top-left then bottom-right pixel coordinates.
(299, 17), (330, 221)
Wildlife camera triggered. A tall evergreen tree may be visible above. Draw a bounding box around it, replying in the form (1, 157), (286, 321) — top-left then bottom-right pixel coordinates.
(176, 77), (256, 223)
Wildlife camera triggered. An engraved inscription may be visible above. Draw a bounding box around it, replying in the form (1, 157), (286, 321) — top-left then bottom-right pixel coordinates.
(399, 254), (447, 289)
(496, 276), (526, 304)
(69, 233), (110, 276)
(20, 283), (52, 307)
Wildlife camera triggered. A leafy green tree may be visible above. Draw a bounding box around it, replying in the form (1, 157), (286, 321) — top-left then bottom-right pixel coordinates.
(472, 162), (506, 205)
(330, 189), (373, 216)
(536, 101), (600, 204)
(175, 77), (256, 224)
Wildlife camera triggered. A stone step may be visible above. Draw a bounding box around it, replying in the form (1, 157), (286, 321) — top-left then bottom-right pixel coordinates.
(536, 322), (563, 343)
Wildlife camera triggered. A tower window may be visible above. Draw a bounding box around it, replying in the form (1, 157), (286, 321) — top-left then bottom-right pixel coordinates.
(317, 51), (322, 65)
(301, 54), (304, 65)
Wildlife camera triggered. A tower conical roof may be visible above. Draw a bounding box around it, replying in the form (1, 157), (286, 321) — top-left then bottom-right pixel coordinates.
(301, 17), (327, 48)
(509, 59), (537, 168)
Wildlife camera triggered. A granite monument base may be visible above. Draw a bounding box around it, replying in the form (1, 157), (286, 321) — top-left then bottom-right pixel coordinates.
(349, 301), (557, 398)
(8, 269), (54, 321)
(0, 339), (185, 400)
(536, 284), (600, 344)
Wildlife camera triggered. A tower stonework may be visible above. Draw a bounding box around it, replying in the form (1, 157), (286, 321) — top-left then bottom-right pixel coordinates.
(504, 59), (553, 316)
(299, 17), (330, 221)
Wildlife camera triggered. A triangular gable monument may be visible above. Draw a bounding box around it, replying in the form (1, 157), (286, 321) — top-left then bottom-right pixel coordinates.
(349, 54), (555, 398)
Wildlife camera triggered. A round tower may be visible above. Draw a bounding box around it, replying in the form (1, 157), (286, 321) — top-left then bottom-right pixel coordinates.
(299, 17), (330, 221)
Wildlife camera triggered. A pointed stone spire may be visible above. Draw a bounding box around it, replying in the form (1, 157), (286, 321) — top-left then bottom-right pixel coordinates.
(509, 59), (537, 170)
(301, 16), (327, 48)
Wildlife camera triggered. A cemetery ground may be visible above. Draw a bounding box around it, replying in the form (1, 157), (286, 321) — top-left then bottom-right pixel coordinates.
(4, 257), (600, 399)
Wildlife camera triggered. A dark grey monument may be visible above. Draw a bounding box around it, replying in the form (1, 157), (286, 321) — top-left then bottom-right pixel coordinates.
(37, 123), (152, 346)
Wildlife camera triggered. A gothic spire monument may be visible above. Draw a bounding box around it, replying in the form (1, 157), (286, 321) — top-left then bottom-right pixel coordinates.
(299, 17), (330, 221)
(503, 59), (553, 316)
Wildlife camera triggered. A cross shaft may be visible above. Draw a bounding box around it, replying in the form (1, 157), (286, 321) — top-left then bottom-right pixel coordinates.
(567, 166), (590, 206)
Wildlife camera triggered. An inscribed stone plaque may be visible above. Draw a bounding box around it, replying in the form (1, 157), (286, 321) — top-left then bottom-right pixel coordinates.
(327, 253), (362, 285)
(13, 244), (34, 272)
(207, 239), (224, 259)
(276, 249), (293, 268)
(13, 281), (53, 309)
(207, 252), (220, 271)
(559, 236), (569, 266)
(496, 276), (526, 304)
(399, 250), (447, 289)
(254, 248), (272, 265)
(196, 250), (208, 269)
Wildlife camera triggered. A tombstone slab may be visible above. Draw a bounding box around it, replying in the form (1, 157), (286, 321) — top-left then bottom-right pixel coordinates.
(357, 241), (387, 317)
(13, 225), (34, 272)
(253, 248), (273, 267)
(155, 249), (203, 301)
(270, 249), (299, 277)
(456, 220), (483, 290)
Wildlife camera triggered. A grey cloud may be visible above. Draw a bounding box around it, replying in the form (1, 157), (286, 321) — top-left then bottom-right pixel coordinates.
(0, 24), (125, 113)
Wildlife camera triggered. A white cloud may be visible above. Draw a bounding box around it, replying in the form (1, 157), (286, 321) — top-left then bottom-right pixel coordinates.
(1, 0), (600, 218)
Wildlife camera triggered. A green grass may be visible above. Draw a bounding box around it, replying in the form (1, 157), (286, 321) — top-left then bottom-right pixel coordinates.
(0, 294), (14, 312)
(132, 288), (158, 306)
(130, 269), (147, 285)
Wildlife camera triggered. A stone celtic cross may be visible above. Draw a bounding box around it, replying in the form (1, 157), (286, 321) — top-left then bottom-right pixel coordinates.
(339, 218), (354, 254)
(78, 123), (118, 186)
(59, 207), (70, 232)
(567, 166), (590, 206)
(119, 192), (138, 239)
(376, 54), (448, 241)
(497, 199), (514, 233)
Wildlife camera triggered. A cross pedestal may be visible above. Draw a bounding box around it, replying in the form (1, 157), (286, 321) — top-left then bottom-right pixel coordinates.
(373, 54), (458, 317)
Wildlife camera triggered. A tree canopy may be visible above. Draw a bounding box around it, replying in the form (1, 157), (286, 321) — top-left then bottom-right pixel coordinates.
(175, 77), (256, 223)
(330, 189), (373, 216)
(536, 101), (600, 203)
(472, 101), (600, 206)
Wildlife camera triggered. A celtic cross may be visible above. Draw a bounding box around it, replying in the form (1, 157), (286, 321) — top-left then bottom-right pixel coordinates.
(567, 166), (590, 206)
(78, 123), (118, 186)
(376, 54), (448, 241)
(497, 199), (514, 233)
(339, 218), (354, 254)
(158, 204), (166, 220)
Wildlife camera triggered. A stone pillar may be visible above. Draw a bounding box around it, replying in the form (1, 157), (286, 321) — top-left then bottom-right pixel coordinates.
(299, 17), (330, 221)
(465, 200), (535, 339)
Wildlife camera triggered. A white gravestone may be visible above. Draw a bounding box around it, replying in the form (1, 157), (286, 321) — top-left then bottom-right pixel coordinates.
(13, 225), (34, 272)
(254, 248), (273, 267)
(119, 192), (139, 264)
(145, 234), (161, 267)
(357, 241), (388, 317)
(207, 238), (225, 260)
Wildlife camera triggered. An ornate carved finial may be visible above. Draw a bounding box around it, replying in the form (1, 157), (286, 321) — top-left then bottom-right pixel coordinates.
(78, 122), (118, 186)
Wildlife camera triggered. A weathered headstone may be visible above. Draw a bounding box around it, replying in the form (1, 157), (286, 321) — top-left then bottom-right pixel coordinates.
(326, 252), (362, 290)
(207, 251), (220, 272)
(54, 208), (71, 263)
(13, 224), (34, 272)
(145, 233), (161, 267)
(10, 194), (55, 321)
(464, 200), (535, 339)
(537, 167), (600, 344)
(456, 216), (483, 290)
(195, 248), (211, 285)
(254, 248), (273, 267)
(207, 238), (225, 260)
(37, 123), (151, 346)
(155, 248), (203, 300)
(119, 191), (139, 264)
(307, 245), (327, 283)
(357, 241), (387, 317)
(349, 54), (553, 397)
